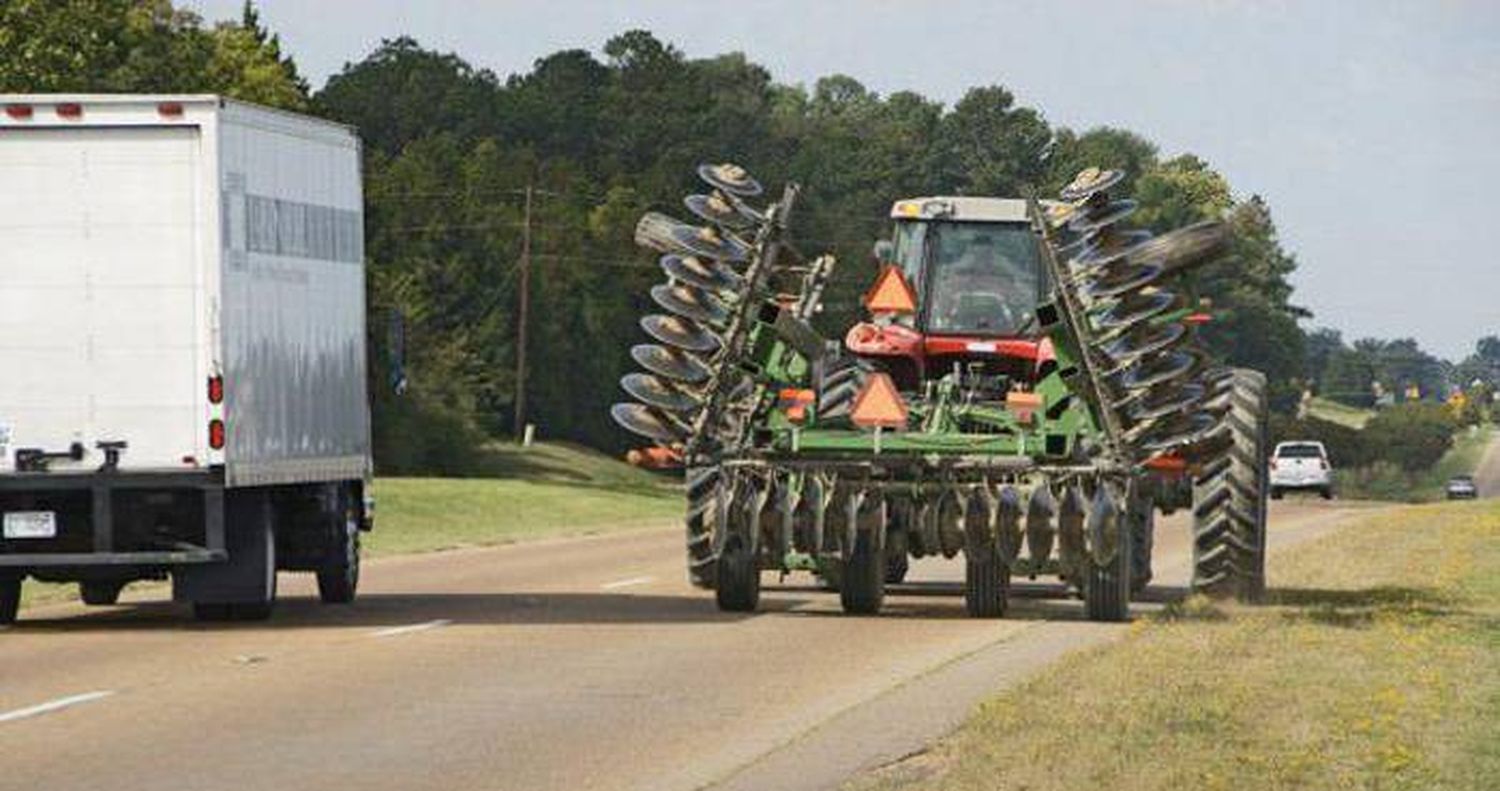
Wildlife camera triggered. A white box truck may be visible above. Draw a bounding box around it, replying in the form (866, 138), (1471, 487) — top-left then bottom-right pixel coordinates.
(0, 95), (372, 622)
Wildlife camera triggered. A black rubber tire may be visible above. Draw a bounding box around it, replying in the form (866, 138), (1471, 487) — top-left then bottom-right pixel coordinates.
(80, 581), (125, 606)
(1128, 499), (1156, 595)
(1191, 369), (1269, 602)
(884, 523), (910, 584)
(684, 466), (721, 589)
(839, 498), (886, 615)
(1083, 492), (1132, 622)
(1320, 486), (1334, 501)
(193, 493), (277, 622)
(714, 535), (760, 612)
(964, 547), (1010, 618)
(1271, 486), (1284, 500)
(817, 357), (871, 421)
(0, 574), (20, 625)
(317, 487), (361, 605)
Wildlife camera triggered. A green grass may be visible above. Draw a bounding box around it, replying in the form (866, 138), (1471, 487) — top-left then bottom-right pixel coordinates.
(17, 442), (680, 609)
(848, 501), (1500, 791)
(1307, 396), (1376, 429)
(1336, 427), (1493, 502)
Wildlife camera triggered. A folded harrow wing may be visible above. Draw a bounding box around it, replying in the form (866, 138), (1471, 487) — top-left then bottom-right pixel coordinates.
(612, 163), (1268, 619)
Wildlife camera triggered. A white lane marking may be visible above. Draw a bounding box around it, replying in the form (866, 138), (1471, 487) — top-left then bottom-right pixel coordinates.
(0, 691), (115, 725)
(601, 575), (655, 590)
(371, 619), (452, 638)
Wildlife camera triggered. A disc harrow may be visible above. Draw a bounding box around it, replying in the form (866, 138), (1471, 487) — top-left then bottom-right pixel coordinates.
(612, 161), (1269, 616)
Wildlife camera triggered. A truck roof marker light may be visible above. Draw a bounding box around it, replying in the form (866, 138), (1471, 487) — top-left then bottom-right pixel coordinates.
(209, 419), (226, 450)
(5, 104), (33, 120)
(157, 101), (184, 118)
(849, 372), (909, 429)
(55, 103), (83, 120)
(208, 375), (224, 405)
(862, 265), (918, 315)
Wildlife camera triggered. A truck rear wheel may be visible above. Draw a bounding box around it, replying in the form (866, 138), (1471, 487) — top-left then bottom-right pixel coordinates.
(80, 581), (125, 606)
(317, 487), (361, 604)
(192, 491), (277, 622)
(0, 574), (20, 625)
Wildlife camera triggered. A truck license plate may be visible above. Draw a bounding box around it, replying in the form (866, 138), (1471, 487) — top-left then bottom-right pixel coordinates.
(3, 511), (57, 539)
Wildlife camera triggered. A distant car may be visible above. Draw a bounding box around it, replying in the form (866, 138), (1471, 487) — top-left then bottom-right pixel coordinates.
(1445, 474), (1479, 500)
(1270, 441), (1333, 499)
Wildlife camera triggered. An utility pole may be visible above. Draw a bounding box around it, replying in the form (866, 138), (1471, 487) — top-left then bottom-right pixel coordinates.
(514, 183), (534, 438)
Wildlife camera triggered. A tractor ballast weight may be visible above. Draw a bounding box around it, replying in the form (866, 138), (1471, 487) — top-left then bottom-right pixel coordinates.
(612, 163), (1269, 619)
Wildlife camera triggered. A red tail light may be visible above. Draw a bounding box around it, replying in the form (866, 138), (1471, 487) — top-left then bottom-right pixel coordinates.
(209, 419), (226, 450)
(208, 375), (224, 405)
(157, 101), (184, 118)
(55, 103), (82, 119)
(5, 104), (33, 120)
(1269, 460), (1277, 471)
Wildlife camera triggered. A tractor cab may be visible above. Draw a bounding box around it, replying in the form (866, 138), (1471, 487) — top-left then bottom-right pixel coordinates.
(847, 197), (1052, 392)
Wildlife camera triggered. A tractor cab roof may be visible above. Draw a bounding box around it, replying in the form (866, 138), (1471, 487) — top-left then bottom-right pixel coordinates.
(889, 196), (1031, 223)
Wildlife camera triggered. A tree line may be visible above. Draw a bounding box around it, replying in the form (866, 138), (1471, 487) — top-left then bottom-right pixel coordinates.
(2, 2), (1484, 473)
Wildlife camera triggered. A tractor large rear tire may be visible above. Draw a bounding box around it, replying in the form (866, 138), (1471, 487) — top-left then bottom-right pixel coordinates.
(685, 466), (721, 589)
(817, 356), (871, 421)
(1191, 369), (1269, 602)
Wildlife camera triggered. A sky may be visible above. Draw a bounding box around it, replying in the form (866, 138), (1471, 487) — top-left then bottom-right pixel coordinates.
(186, 0), (1500, 361)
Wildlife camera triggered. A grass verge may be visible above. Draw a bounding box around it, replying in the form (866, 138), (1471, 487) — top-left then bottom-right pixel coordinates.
(849, 500), (1500, 791)
(1337, 427), (1493, 502)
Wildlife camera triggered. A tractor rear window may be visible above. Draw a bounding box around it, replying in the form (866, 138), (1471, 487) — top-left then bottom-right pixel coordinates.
(893, 220), (1043, 336)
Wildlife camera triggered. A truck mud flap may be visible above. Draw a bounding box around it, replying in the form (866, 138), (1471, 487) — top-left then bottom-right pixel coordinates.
(173, 491), (274, 604)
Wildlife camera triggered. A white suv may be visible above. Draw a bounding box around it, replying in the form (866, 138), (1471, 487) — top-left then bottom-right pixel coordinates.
(1270, 441), (1333, 499)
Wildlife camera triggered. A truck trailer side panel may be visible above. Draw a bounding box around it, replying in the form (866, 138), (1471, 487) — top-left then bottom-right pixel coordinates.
(217, 102), (370, 488)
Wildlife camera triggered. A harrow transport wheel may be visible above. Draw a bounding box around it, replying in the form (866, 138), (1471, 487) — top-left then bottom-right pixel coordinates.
(839, 496), (886, 615)
(1191, 369), (1269, 602)
(715, 535), (760, 612)
(80, 580), (125, 606)
(0, 574), (20, 625)
(1083, 491), (1132, 622)
(964, 548), (1010, 618)
(884, 510), (911, 584)
(1127, 489), (1156, 595)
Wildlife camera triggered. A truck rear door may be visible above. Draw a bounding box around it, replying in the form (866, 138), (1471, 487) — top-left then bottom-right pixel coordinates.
(0, 125), (204, 473)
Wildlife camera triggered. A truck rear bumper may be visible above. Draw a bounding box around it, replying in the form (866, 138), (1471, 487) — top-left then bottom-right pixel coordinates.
(0, 470), (225, 569)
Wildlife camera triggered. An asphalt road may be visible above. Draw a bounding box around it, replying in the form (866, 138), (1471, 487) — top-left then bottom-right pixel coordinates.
(0, 498), (1383, 791)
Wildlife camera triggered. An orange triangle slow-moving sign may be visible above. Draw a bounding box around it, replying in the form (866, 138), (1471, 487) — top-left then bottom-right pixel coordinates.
(863, 265), (918, 314)
(850, 372), (909, 429)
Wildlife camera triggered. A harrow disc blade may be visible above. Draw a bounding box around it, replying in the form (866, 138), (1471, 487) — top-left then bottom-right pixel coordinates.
(1060, 167), (1126, 202)
(1104, 321), (1186, 364)
(660, 253), (743, 293)
(1128, 382), (1206, 422)
(631, 343), (712, 385)
(640, 314), (721, 353)
(620, 372), (703, 413)
(1064, 228), (1153, 260)
(1092, 290), (1178, 332)
(1068, 199), (1138, 235)
(696, 162), (763, 197)
(1118, 349), (1202, 391)
(651, 283), (730, 326)
(610, 402), (690, 444)
(1134, 411), (1218, 454)
(667, 223), (751, 263)
(684, 192), (759, 230)
(1084, 260), (1164, 300)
